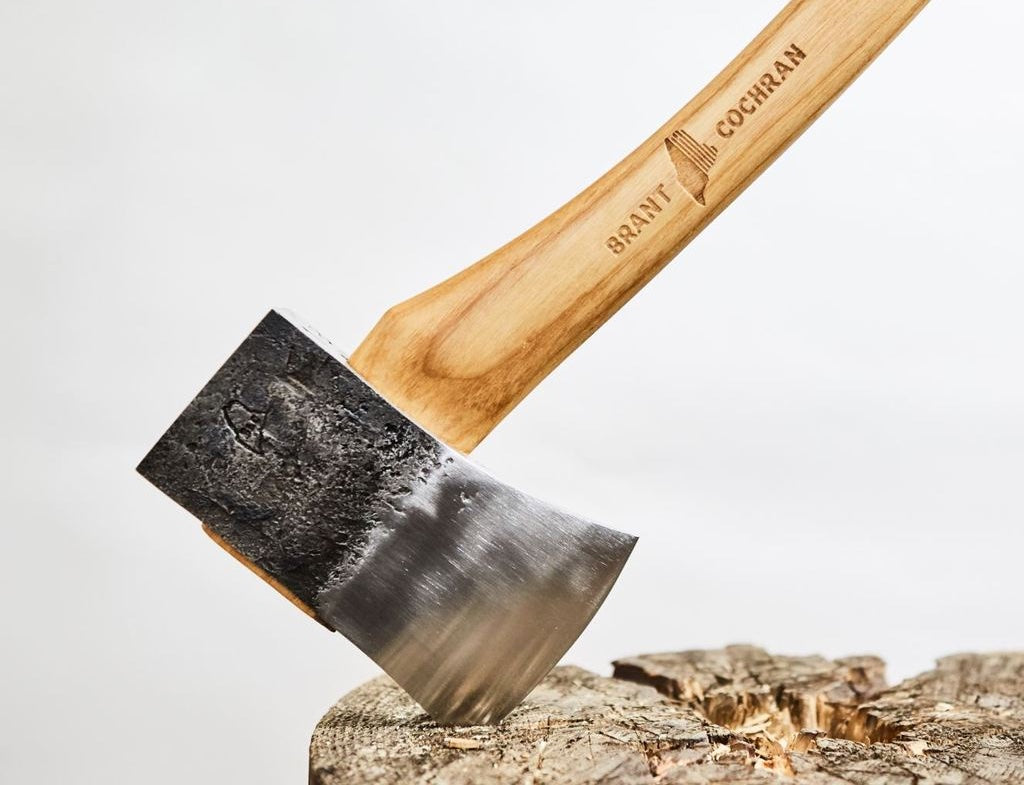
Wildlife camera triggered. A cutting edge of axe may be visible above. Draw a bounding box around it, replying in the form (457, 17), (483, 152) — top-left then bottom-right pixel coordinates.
(139, 0), (931, 725)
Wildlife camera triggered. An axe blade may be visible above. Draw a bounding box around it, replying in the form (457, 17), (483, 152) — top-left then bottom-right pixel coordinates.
(138, 310), (636, 725)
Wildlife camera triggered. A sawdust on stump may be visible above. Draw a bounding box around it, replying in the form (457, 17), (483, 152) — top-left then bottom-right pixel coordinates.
(309, 645), (1024, 784)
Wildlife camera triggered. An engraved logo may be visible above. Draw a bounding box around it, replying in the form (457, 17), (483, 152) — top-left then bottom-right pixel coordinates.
(664, 130), (718, 206)
(223, 400), (268, 455)
(661, 43), (807, 208)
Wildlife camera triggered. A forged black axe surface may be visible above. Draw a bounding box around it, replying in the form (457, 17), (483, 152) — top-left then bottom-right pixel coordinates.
(138, 0), (930, 728)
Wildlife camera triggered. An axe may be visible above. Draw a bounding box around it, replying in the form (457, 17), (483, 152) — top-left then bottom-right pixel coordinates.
(139, 0), (930, 725)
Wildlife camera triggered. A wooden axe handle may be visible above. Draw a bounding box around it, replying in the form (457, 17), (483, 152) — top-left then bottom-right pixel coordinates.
(350, 0), (929, 452)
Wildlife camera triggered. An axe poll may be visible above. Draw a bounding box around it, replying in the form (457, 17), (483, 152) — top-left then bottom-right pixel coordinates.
(139, 0), (930, 725)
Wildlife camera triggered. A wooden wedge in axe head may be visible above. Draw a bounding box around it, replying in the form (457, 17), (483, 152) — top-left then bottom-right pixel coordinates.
(139, 0), (931, 726)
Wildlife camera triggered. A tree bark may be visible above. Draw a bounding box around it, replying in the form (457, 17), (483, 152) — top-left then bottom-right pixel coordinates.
(309, 646), (1024, 784)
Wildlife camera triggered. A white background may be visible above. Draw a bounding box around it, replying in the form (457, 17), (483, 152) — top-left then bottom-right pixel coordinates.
(2, 1), (1021, 782)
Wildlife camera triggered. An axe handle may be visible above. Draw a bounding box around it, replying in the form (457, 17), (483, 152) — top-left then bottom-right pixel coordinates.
(350, 0), (930, 452)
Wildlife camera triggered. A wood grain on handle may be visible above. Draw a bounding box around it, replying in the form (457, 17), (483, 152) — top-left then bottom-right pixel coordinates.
(350, 0), (930, 452)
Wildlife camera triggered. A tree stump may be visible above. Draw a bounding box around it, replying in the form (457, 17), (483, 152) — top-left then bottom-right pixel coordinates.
(309, 646), (1024, 784)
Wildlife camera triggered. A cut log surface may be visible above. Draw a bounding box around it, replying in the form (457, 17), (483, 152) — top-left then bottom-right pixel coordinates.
(309, 646), (1024, 784)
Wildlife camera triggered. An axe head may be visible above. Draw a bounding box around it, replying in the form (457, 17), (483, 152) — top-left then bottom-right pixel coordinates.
(138, 310), (636, 725)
